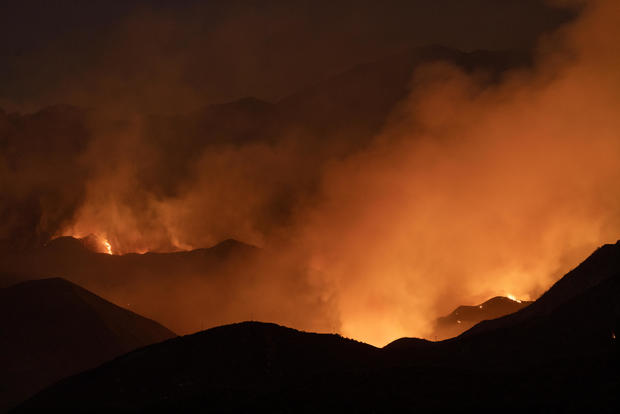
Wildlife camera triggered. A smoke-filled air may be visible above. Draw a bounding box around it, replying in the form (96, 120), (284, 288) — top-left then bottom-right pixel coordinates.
(1, 0), (619, 345)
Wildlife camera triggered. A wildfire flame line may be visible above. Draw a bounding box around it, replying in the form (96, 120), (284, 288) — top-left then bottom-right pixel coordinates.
(103, 239), (113, 255)
(507, 294), (522, 304)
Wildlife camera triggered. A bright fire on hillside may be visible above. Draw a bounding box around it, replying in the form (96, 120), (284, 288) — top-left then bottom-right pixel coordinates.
(103, 239), (113, 255)
(507, 294), (522, 304)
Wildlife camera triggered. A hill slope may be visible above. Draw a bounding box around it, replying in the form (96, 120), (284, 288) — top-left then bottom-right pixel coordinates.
(0, 237), (338, 339)
(432, 295), (533, 340)
(0, 237), (261, 333)
(18, 242), (620, 412)
(0, 277), (175, 411)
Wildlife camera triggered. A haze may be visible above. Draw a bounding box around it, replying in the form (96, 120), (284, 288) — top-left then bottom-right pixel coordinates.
(2, 0), (619, 346)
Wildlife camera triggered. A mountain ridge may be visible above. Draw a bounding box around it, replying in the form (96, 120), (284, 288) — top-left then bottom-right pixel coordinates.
(0, 277), (175, 412)
(432, 295), (533, 340)
(16, 241), (620, 412)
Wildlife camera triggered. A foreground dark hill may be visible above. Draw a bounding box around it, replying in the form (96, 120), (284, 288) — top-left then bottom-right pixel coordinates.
(18, 242), (620, 412)
(432, 295), (533, 340)
(389, 241), (620, 363)
(19, 323), (382, 413)
(0, 277), (175, 412)
(464, 240), (620, 338)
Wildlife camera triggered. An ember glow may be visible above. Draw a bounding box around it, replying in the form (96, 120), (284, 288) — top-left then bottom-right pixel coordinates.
(507, 295), (522, 304)
(103, 239), (113, 255)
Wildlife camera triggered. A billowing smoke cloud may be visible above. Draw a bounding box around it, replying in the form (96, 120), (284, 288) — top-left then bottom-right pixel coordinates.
(287, 0), (620, 344)
(1, 0), (619, 345)
(0, 106), (90, 250)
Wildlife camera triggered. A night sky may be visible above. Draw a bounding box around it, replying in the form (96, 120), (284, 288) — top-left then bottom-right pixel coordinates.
(1, 0), (573, 112)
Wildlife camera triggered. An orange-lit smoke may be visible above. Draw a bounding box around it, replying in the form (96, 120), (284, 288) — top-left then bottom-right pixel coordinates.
(286, 0), (620, 344)
(52, 0), (620, 345)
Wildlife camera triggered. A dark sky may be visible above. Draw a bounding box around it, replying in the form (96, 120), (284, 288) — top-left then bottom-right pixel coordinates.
(0, 0), (575, 112)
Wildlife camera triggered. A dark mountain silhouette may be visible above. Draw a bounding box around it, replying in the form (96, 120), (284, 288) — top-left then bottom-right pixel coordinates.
(17, 241), (620, 412)
(0, 277), (175, 412)
(432, 295), (533, 340)
(0, 237), (338, 338)
(278, 45), (529, 154)
(460, 239), (620, 339)
(0, 236), (260, 297)
(1, 45), (529, 254)
(136, 45), (530, 162)
(0, 237), (259, 330)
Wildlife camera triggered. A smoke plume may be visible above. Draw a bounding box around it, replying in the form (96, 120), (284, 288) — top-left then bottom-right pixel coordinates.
(287, 0), (620, 344)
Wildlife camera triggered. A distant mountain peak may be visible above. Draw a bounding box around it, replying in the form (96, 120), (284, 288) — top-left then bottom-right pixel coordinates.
(432, 295), (533, 340)
(43, 236), (91, 253)
(191, 238), (258, 258)
(462, 240), (620, 338)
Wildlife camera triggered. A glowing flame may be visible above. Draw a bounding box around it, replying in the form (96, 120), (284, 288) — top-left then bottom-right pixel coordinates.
(507, 294), (522, 304)
(103, 239), (113, 255)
